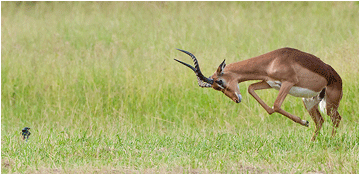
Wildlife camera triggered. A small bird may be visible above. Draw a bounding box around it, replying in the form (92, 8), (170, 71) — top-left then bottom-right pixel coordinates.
(21, 127), (31, 141)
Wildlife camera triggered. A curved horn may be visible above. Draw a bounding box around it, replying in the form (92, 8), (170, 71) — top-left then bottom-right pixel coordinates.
(174, 59), (213, 88)
(175, 49), (214, 86)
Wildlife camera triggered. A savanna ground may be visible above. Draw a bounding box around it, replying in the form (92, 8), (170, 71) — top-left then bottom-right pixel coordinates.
(1, 1), (359, 173)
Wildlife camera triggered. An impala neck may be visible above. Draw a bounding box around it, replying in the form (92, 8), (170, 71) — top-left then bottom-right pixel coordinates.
(225, 56), (271, 83)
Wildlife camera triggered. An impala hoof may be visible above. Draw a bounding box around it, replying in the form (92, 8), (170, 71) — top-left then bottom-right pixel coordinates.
(303, 120), (309, 127)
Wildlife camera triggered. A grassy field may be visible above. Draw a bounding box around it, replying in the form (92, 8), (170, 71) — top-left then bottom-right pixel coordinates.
(1, 1), (359, 173)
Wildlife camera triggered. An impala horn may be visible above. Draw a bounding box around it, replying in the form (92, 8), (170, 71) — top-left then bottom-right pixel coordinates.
(174, 49), (214, 87)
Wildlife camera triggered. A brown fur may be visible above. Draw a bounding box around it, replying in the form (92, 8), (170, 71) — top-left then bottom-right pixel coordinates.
(210, 47), (343, 141)
(177, 47), (343, 141)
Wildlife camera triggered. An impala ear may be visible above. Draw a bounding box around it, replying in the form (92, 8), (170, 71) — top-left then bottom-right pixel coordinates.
(216, 59), (226, 74)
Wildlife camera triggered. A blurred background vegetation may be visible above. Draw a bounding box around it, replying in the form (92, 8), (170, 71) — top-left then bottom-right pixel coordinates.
(2, 1), (358, 173)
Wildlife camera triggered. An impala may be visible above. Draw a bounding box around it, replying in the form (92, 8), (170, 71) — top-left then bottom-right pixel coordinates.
(175, 47), (342, 141)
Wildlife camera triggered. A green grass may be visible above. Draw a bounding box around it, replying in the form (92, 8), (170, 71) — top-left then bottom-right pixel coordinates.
(2, 1), (359, 173)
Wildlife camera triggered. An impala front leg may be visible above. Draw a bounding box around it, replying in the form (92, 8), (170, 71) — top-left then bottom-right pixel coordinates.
(273, 81), (309, 127)
(248, 81), (309, 127)
(248, 81), (275, 114)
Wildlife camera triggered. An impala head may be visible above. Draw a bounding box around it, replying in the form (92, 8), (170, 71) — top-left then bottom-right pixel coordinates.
(175, 49), (242, 103)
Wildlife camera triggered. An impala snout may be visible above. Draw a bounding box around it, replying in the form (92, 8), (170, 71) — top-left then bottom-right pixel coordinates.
(229, 84), (242, 103)
(221, 87), (242, 103)
(235, 92), (242, 103)
(229, 92), (242, 103)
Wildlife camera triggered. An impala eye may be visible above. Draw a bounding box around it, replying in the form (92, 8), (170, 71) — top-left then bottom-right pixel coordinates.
(216, 80), (225, 89)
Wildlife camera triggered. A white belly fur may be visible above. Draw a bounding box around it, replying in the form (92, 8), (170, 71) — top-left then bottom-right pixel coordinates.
(266, 81), (319, 98)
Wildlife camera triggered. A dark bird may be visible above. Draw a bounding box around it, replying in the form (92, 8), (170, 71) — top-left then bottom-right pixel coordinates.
(21, 127), (31, 141)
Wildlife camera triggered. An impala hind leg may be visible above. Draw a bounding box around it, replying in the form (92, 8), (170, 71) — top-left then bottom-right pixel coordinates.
(302, 98), (324, 141)
(325, 86), (343, 137)
(329, 108), (341, 137)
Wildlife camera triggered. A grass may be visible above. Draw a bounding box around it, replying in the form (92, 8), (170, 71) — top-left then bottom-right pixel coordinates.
(1, 1), (359, 173)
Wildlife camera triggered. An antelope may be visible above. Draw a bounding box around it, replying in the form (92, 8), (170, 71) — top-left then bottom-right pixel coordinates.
(175, 47), (342, 141)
